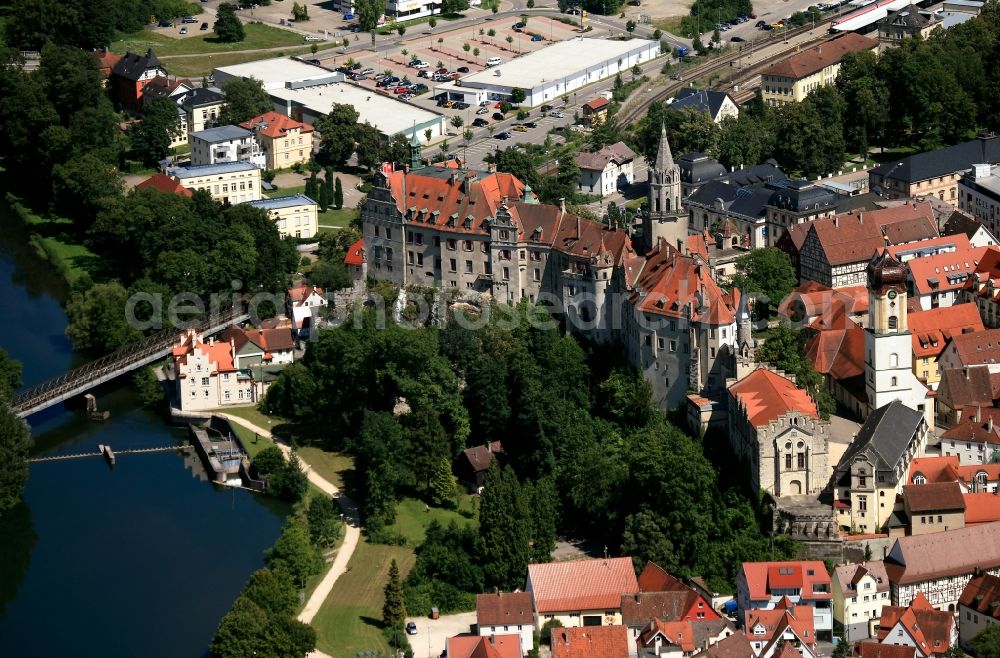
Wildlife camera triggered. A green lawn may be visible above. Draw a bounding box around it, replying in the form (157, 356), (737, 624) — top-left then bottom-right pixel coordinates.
(227, 420), (273, 460)
(298, 447), (354, 491)
(312, 540), (416, 657)
(215, 405), (288, 432)
(382, 494), (476, 547)
(270, 184), (359, 229)
(112, 23), (307, 58)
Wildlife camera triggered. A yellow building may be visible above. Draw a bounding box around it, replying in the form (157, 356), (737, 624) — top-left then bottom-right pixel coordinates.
(246, 194), (319, 239)
(761, 33), (879, 106)
(240, 111), (315, 171)
(168, 161), (261, 204)
(906, 303), (984, 389)
(181, 88), (227, 135)
(832, 561), (891, 642)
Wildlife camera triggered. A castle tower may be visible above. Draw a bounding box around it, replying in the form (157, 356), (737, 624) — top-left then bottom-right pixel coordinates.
(643, 123), (685, 253)
(864, 250), (933, 429)
(735, 293), (757, 380)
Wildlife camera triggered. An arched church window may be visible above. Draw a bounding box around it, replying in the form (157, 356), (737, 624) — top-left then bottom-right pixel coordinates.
(888, 315), (898, 330)
(889, 353), (898, 367)
(891, 376), (898, 386)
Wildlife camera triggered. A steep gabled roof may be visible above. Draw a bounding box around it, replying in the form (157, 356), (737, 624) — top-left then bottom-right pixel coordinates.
(833, 561), (890, 595)
(964, 493), (1000, 525)
(941, 406), (1000, 445)
(936, 367), (1000, 411)
(670, 87), (735, 119)
(884, 522), (1000, 584)
(694, 630), (753, 658)
(638, 562), (690, 593)
(837, 401), (924, 473)
(628, 240), (736, 325)
(959, 573), (1000, 621)
(476, 591), (533, 626)
(806, 204), (938, 266)
(876, 594), (953, 654)
(621, 590), (701, 627)
(344, 238), (365, 267)
(944, 328), (1000, 367)
(729, 368), (820, 427)
(135, 172), (193, 197)
(112, 48), (164, 81)
(853, 642), (916, 658)
(907, 304), (983, 360)
(902, 481), (966, 513)
(907, 456), (961, 485)
(240, 110), (315, 138)
(806, 323), (866, 381)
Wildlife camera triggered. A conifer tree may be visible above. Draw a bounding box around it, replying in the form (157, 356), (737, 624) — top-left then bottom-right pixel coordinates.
(382, 559), (406, 626)
(318, 181), (330, 212)
(480, 464), (532, 589)
(429, 457), (457, 506)
(333, 177), (344, 210)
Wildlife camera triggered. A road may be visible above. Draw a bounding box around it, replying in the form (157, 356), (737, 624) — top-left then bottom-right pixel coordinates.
(214, 414), (362, 630)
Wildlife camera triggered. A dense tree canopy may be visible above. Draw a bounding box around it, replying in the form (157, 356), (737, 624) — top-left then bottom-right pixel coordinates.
(214, 3), (245, 43)
(0, 350), (30, 517)
(727, 248), (797, 317)
(756, 326), (835, 419)
(218, 78), (271, 126)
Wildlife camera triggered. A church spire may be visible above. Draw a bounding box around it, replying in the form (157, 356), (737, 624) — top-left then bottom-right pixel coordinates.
(408, 122), (423, 171)
(655, 120), (674, 171)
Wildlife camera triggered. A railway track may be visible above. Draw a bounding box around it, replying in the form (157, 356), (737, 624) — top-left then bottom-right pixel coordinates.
(617, 18), (842, 126)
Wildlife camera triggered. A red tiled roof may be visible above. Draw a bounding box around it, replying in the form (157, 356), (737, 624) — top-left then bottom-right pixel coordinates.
(698, 630), (754, 658)
(853, 642), (916, 658)
(887, 233), (971, 260)
(957, 462), (1000, 486)
(136, 172), (193, 197)
(902, 481), (966, 513)
(584, 97), (611, 112)
(528, 557), (638, 613)
(477, 591), (533, 626)
(621, 590), (706, 627)
(945, 328), (1000, 367)
(877, 594), (953, 654)
(744, 605), (815, 652)
(959, 573), (1000, 621)
(638, 562), (690, 593)
(941, 406), (1000, 445)
(907, 456), (960, 485)
(172, 330), (236, 373)
(638, 619), (697, 653)
(806, 323), (866, 381)
(906, 247), (989, 295)
(387, 169), (523, 236)
(937, 367), (1000, 411)
(447, 634), (521, 658)
(907, 304), (983, 359)
(240, 111), (314, 138)
(552, 625), (629, 658)
(220, 324), (295, 355)
(344, 238), (365, 266)
(93, 49), (122, 74)
(729, 368), (820, 427)
(833, 561), (890, 595)
(777, 282), (868, 331)
(629, 240), (736, 324)
(807, 204), (938, 266)
(287, 280), (325, 305)
(763, 32), (878, 79)
(461, 442), (503, 474)
(740, 561), (832, 600)
(883, 522), (1000, 585)
(964, 493), (1000, 525)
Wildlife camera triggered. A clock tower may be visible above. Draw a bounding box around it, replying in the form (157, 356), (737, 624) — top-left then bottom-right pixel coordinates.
(864, 250), (933, 429)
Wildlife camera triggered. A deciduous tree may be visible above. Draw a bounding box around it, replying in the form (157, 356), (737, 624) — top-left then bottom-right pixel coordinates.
(218, 77), (270, 125)
(214, 3), (245, 42)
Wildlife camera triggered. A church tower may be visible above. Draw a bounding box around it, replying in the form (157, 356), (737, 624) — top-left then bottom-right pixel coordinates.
(864, 250), (933, 429)
(735, 292), (757, 380)
(408, 125), (423, 171)
(643, 123), (685, 253)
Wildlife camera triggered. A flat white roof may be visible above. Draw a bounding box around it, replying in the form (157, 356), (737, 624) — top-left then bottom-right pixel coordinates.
(270, 82), (443, 137)
(460, 38), (655, 90)
(213, 57), (333, 91)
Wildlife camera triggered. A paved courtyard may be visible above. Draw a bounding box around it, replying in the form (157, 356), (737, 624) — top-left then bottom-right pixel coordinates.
(405, 611), (478, 658)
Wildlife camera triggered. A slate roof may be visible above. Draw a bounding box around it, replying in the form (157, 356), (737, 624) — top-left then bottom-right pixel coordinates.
(670, 87), (734, 119)
(179, 87), (226, 111)
(678, 152), (728, 187)
(527, 557), (638, 613)
(476, 591), (534, 626)
(763, 33), (878, 79)
(943, 210), (986, 240)
(871, 134), (1000, 185)
(687, 179), (741, 207)
(837, 401), (924, 473)
(902, 481), (966, 513)
(247, 194), (317, 211)
(190, 125), (253, 144)
(724, 160), (785, 187)
(884, 522), (1000, 585)
(768, 179), (838, 213)
(959, 573), (1000, 621)
(551, 625), (629, 658)
(112, 48), (164, 81)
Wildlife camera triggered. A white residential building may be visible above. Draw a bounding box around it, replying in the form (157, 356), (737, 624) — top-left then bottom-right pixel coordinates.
(189, 125), (265, 168)
(575, 142), (636, 197)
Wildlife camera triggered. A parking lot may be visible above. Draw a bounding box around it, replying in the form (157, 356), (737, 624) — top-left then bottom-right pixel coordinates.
(404, 611), (478, 658)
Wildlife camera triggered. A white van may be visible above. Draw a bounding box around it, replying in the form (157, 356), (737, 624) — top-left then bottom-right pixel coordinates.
(413, 60), (430, 69)
(486, 57), (502, 67)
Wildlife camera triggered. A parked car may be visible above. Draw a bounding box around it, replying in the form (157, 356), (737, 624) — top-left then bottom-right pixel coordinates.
(540, 104), (553, 112)
(158, 19), (172, 27)
(350, 62), (362, 69)
(200, 22), (209, 30)
(182, 16), (198, 23)
(179, 27), (188, 34)
(417, 70), (429, 78)
(523, 121), (537, 128)
(435, 67), (448, 74)
(343, 12), (355, 19)
(755, 19), (767, 27)
(400, 93), (414, 100)
(406, 622), (417, 635)
(549, 111), (564, 118)
(454, 102), (469, 110)
(473, 117), (489, 127)
(457, 66), (470, 73)
(351, 73), (368, 80)
(304, 35), (322, 41)
(492, 112), (505, 120)
(531, 34), (543, 41)
(476, 106), (489, 114)
(412, 84), (428, 93)
(731, 35), (745, 42)
(479, 100), (490, 106)
(761, 23), (773, 30)
(412, 60), (429, 69)
(512, 125), (528, 132)
(449, 72), (461, 80)
(512, 22), (525, 30)
(360, 67), (375, 75)
(494, 131), (512, 139)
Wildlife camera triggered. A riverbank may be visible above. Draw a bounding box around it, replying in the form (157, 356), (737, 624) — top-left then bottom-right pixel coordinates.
(5, 193), (100, 288)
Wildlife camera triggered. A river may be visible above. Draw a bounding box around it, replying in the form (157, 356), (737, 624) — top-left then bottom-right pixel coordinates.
(0, 202), (289, 657)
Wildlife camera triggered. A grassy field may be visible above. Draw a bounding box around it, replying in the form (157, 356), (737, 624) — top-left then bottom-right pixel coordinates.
(653, 16), (687, 37)
(272, 184), (359, 229)
(214, 405), (287, 431)
(312, 540), (416, 656)
(297, 447), (354, 490)
(383, 495), (476, 547)
(112, 23), (306, 58)
(164, 47), (315, 77)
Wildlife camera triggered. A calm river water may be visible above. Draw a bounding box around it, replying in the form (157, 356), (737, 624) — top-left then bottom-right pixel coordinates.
(0, 202), (288, 657)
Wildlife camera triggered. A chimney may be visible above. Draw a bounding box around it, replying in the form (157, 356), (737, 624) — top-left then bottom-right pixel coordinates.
(833, 217), (839, 227)
(560, 197), (566, 213)
(577, 216), (581, 239)
(966, 367), (971, 381)
(858, 212), (863, 224)
(450, 171), (458, 185)
(989, 417), (994, 433)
